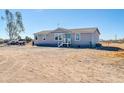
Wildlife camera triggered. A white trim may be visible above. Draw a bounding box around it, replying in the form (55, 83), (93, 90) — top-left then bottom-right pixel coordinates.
(34, 35), (38, 40)
(54, 33), (58, 41)
(75, 33), (80, 41)
(54, 33), (63, 41)
(42, 34), (46, 40)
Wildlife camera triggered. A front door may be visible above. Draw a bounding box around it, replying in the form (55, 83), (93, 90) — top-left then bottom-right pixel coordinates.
(65, 33), (71, 43)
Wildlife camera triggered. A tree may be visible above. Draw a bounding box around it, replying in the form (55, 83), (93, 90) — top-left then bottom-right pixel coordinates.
(15, 11), (24, 38)
(1, 10), (24, 40)
(17, 35), (22, 40)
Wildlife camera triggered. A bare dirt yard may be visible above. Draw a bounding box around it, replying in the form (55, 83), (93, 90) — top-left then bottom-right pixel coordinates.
(0, 43), (124, 83)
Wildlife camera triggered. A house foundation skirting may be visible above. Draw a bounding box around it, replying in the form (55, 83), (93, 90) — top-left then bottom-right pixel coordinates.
(34, 43), (96, 48)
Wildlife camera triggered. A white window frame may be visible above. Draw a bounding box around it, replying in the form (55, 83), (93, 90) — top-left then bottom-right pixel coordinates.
(75, 33), (80, 41)
(54, 33), (59, 41)
(54, 33), (63, 41)
(42, 34), (46, 40)
(37, 34), (42, 39)
(35, 35), (38, 40)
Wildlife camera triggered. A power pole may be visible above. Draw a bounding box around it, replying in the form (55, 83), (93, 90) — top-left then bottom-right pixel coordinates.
(115, 34), (117, 40)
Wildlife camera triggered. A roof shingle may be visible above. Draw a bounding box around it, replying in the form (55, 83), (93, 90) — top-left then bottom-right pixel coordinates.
(34, 27), (100, 35)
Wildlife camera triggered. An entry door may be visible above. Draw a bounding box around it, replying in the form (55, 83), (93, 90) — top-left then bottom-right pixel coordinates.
(65, 33), (71, 43)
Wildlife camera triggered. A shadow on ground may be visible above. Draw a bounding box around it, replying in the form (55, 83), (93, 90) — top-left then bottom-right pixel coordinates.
(97, 46), (124, 51)
(33, 45), (124, 51)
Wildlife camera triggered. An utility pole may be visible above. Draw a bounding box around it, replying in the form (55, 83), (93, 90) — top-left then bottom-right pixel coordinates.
(115, 34), (117, 40)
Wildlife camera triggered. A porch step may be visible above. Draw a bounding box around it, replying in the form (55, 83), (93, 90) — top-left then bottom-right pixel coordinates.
(58, 42), (71, 47)
(58, 42), (63, 47)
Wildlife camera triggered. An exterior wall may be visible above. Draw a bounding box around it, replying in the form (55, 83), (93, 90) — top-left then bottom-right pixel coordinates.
(34, 30), (99, 48)
(71, 33), (92, 47)
(91, 30), (99, 47)
(70, 30), (99, 47)
(34, 33), (58, 46)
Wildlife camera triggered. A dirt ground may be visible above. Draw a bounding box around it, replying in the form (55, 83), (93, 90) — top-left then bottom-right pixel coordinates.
(0, 43), (124, 83)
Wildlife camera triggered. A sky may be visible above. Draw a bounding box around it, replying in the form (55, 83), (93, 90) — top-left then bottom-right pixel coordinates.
(0, 9), (124, 40)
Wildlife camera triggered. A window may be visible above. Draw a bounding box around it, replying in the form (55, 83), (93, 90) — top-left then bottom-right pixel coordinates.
(42, 35), (46, 40)
(75, 33), (80, 41)
(37, 34), (42, 39)
(54, 33), (58, 40)
(58, 34), (62, 40)
(54, 33), (63, 41)
(35, 36), (37, 40)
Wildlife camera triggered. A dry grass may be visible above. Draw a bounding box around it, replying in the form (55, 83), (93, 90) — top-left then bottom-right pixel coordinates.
(107, 52), (124, 58)
(0, 43), (124, 82)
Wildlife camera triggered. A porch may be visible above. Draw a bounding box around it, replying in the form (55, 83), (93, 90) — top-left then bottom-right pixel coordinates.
(55, 33), (72, 47)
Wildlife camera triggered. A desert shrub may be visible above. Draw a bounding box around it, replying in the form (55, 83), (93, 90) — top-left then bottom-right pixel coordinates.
(25, 36), (32, 43)
(0, 39), (4, 44)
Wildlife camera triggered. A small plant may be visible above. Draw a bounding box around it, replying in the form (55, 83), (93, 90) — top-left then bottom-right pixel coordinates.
(25, 36), (32, 43)
(0, 38), (4, 44)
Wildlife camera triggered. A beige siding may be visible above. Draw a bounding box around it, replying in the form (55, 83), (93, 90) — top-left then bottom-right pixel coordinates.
(91, 30), (99, 46)
(34, 33), (58, 45)
(71, 33), (92, 45)
(34, 29), (100, 47)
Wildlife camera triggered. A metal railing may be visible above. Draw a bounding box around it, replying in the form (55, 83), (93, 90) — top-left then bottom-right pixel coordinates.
(58, 38), (71, 47)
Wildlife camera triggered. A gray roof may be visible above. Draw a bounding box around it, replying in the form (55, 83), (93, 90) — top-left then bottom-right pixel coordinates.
(34, 30), (51, 34)
(51, 28), (71, 33)
(70, 28), (100, 34)
(34, 27), (100, 35)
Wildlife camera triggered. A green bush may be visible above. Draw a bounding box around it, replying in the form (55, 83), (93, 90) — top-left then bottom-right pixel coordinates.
(0, 39), (4, 44)
(25, 36), (32, 43)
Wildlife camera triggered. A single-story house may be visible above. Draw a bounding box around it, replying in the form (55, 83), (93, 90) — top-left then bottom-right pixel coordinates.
(33, 27), (100, 48)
